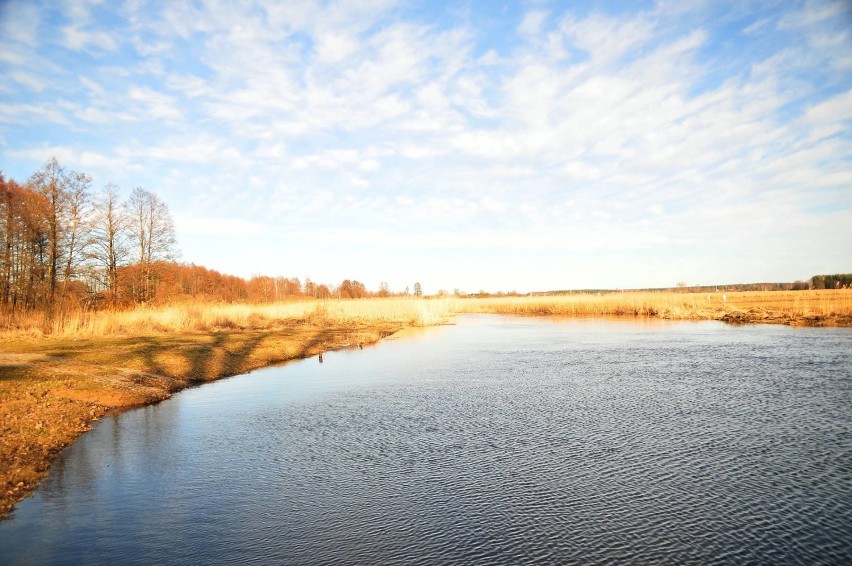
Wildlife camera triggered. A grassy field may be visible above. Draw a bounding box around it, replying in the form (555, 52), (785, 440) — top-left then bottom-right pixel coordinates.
(1, 289), (850, 517)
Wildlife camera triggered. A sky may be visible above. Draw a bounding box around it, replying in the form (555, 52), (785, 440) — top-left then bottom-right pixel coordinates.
(1, 0), (850, 294)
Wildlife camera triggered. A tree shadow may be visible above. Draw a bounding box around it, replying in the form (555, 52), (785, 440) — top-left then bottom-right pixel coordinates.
(103, 319), (387, 384)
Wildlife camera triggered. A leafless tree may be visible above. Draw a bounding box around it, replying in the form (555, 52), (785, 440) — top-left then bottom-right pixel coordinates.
(127, 187), (177, 302)
(59, 170), (92, 302)
(28, 159), (93, 309)
(28, 158), (66, 304)
(89, 183), (130, 304)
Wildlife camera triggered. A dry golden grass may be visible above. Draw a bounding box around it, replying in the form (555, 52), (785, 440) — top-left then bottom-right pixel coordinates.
(3, 297), (457, 338)
(457, 289), (852, 325)
(4, 290), (848, 339)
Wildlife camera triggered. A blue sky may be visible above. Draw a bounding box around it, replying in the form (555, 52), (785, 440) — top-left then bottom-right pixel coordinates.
(1, 0), (850, 294)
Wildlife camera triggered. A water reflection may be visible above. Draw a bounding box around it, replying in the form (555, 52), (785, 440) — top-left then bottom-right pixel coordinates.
(1, 316), (851, 565)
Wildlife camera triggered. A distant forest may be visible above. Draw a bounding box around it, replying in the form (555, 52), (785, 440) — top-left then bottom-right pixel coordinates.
(536, 275), (852, 297)
(1, 159), (418, 317)
(534, 276), (852, 297)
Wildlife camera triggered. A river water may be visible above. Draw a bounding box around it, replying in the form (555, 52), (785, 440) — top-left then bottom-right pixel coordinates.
(1, 316), (851, 564)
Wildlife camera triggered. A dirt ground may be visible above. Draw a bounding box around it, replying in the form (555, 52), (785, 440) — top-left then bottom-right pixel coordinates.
(0, 319), (403, 518)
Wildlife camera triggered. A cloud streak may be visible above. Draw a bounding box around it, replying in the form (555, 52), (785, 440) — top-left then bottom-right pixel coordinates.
(0, 0), (850, 292)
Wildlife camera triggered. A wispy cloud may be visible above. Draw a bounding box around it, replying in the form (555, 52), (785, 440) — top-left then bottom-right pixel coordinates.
(0, 0), (849, 291)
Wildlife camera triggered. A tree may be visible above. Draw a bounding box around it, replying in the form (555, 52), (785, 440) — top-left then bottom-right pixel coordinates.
(24, 158), (95, 312)
(248, 275), (275, 302)
(59, 170), (92, 304)
(28, 158), (66, 305)
(0, 174), (43, 309)
(89, 184), (130, 304)
(315, 284), (331, 299)
(127, 187), (177, 302)
(304, 277), (316, 298)
(351, 280), (368, 298)
(338, 279), (353, 299)
(413, 282), (422, 297)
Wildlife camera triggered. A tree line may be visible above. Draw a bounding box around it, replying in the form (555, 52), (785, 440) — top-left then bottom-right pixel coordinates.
(1, 159), (177, 315)
(810, 274), (852, 290)
(1, 159), (425, 319)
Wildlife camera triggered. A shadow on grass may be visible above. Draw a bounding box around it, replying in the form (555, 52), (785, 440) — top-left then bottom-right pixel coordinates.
(65, 319), (391, 384)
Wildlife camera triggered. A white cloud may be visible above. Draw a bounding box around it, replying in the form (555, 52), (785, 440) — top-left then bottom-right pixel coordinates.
(1, 0), (849, 289)
(7, 70), (46, 92)
(519, 10), (548, 37)
(398, 143), (446, 159)
(0, 2), (40, 45)
(63, 25), (118, 51)
(314, 32), (359, 63)
(0, 103), (71, 125)
(128, 86), (181, 119)
(558, 11), (655, 64)
(117, 137), (244, 165)
(8, 146), (116, 173)
(777, 0), (851, 29)
(176, 216), (270, 237)
(797, 89), (852, 127)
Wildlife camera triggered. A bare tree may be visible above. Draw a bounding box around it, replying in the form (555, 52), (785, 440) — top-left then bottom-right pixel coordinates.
(89, 183), (130, 304)
(127, 187), (177, 302)
(59, 171), (92, 302)
(28, 158), (66, 304)
(27, 159), (93, 310)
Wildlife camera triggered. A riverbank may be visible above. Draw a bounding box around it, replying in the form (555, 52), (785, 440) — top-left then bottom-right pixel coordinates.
(0, 319), (412, 518)
(1, 299), (456, 519)
(2, 290), (850, 518)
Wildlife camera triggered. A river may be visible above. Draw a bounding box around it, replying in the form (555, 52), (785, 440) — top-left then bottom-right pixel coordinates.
(1, 316), (850, 564)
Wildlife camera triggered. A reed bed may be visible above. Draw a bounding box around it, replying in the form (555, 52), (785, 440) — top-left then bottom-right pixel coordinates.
(1, 298), (458, 338)
(2, 290), (850, 339)
(456, 290), (852, 323)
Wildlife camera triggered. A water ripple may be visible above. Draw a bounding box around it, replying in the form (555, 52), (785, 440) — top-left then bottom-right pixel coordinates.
(1, 317), (850, 565)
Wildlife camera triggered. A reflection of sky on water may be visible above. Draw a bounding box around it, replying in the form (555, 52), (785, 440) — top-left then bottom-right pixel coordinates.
(2, 316), (850, 564)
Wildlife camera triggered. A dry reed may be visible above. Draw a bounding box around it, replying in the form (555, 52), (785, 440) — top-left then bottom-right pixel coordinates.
(2, 290), (850, 339)
(1, 298), (458, 338)
(457, 290), (852, 323)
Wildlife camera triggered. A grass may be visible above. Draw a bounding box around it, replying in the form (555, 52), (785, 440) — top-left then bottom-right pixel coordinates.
(457, 289), (852, 325)
(5, 291), (848, 339)
(5, 297), (457, 338)
(1, 289), (850, 518)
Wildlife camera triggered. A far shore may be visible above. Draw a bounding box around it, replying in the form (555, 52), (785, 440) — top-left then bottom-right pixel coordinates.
(2, 290), (850, 519)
